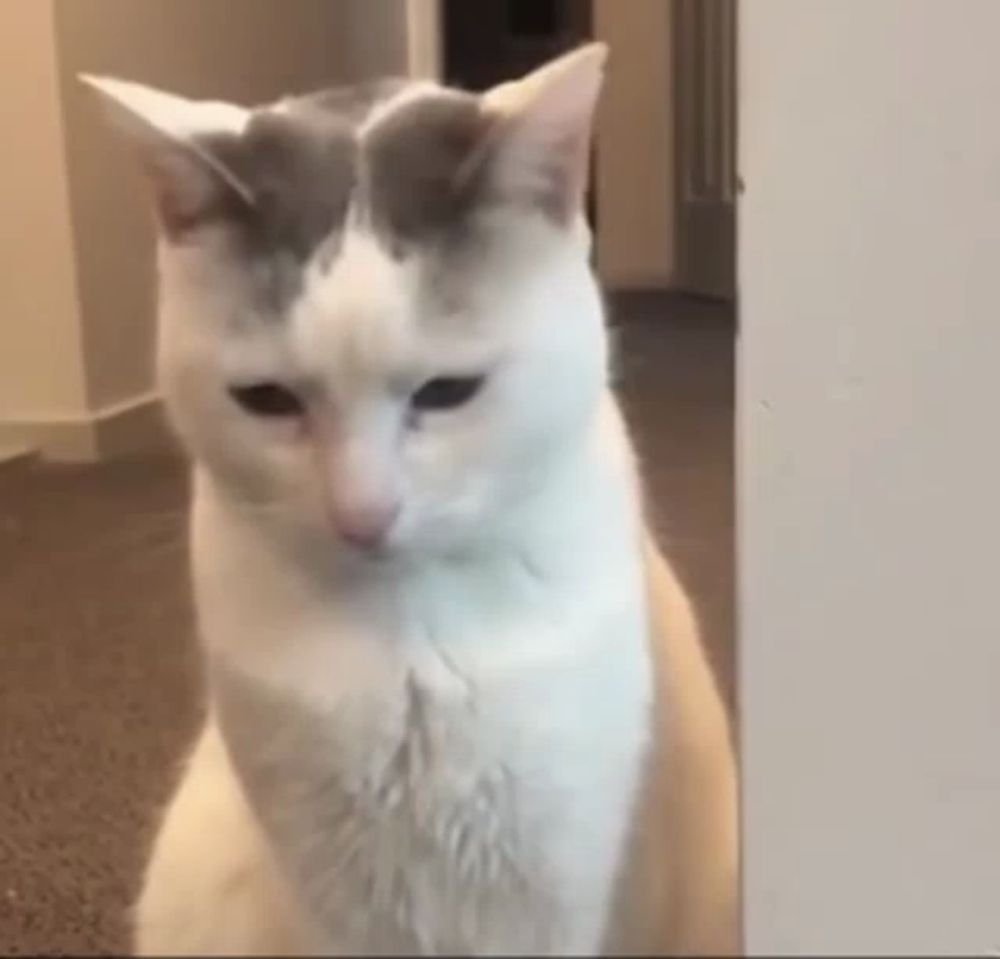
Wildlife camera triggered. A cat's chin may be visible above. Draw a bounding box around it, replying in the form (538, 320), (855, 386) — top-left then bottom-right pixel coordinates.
(314, 519), (434, 567)
(335, 538), (396, 565)
(328, 527), (486, 572)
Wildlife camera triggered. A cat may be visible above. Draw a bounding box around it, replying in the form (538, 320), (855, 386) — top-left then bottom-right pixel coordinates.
(84, 44), (738, 956)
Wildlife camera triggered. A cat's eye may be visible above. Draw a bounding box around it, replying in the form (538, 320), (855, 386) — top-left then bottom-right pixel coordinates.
(411, 376), (485, 412)
(228, 383), (304, 418)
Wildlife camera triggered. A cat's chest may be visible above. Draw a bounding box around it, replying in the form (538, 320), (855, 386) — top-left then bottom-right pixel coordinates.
(203, 536), (650, 950)
(204, 523), (650, 824)
(211, 622), (639, 826)
(211, 641), (644, 951)
(215, 635), (519, 805)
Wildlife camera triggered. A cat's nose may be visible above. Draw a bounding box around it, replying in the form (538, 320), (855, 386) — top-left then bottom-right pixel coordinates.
(332, 500), (401, 550)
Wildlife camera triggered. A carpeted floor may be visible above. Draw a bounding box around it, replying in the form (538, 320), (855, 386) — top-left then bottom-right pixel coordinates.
(0, 292), (733, 955)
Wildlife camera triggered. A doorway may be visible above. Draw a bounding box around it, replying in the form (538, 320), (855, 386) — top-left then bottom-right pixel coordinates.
(441, 0), (596, 224)
(442, 0), (592, 91)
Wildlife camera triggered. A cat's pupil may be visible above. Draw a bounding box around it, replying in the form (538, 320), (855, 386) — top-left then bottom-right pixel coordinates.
(228, 383), (303, 417)
(411, 376), (485, 412)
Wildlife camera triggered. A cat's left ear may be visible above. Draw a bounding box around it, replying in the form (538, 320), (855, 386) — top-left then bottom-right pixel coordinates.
(480, 43), (607, 225)
(80, 74), (254, 238)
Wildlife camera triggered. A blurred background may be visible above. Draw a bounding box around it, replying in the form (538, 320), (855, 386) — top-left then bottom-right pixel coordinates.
(0, 1), (735, 952)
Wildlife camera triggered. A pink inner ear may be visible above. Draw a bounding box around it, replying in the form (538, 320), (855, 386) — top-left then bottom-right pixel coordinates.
(143, 155), (207, 236)
(139, 142), (246, 240)
(494, 110), (597, 225)
(487, 48), (606, 224)
(131, 141), (202, 237)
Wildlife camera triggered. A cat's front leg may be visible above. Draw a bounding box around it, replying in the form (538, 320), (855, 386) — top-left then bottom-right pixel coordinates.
(135, 723), (327, 956)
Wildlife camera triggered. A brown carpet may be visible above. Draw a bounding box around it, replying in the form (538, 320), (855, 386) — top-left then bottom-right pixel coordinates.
(0, 293), (733, 955)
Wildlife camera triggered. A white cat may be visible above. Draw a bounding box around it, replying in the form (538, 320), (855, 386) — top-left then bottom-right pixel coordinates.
(85, 45), (737, 956)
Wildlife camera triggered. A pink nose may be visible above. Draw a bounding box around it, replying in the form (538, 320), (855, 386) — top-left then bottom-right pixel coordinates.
(333, 500), (400, 550)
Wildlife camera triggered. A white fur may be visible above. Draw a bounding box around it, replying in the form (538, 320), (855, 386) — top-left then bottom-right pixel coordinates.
(80, 75), (250, 138)
(92, 47), (737, 957)
(143, 212), (649, 953)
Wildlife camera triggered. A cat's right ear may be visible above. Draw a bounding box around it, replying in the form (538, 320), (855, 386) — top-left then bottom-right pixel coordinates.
(80, 75), (254, 238)
(478, 43), (607, 226)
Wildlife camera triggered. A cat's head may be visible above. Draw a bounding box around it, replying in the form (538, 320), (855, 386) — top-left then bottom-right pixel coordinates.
(85, 45), (609, 558)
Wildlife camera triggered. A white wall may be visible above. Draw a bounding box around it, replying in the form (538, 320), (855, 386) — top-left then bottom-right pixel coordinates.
(739, 1), (1000, 953)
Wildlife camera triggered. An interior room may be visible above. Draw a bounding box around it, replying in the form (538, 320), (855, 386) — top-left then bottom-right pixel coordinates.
(0, 1), (737, 952)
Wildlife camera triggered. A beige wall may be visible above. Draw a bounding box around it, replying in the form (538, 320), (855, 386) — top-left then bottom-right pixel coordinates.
(0, 1), (86, 424)
(54, 0), (352, 413)
(0, 0), (369, 458)
(740, 0), (1000, 951)
(593, 0), (674, 287)
(2, 0), (668, 456)
(339, 0), (410, 80)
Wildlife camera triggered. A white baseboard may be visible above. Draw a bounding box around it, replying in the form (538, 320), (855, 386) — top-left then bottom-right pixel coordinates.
(2, 392), (177, 463)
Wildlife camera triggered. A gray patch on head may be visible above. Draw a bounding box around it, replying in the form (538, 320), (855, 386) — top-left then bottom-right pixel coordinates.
(166, 81), (421, 310)
(362, 91), (496, 253)
(288, 77), (414, 126)
(164, 77), (572, 319)
(186, 112), (352, 312)
(204, 118), (351, 260)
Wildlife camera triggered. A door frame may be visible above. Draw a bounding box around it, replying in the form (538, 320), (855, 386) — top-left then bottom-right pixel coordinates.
(405, 0), (442, 80)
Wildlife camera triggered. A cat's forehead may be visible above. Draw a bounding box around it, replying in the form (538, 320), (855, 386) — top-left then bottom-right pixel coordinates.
(288, 224), (502, 383)
(190, 79), (494, 315)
